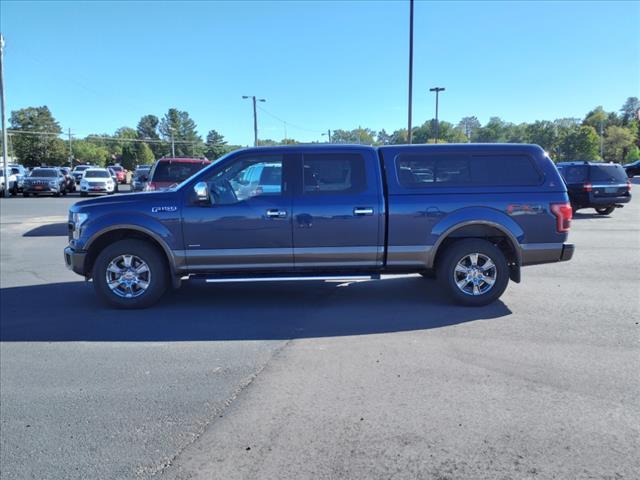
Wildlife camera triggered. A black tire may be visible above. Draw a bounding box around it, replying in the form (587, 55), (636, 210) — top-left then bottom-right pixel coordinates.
(53, 190), (61, 197)
(437, 239), (509, 307)
(80, 192), (87, 197)
(595, 206), (615, 215)
(62, 187), (68, 196)
(23, 192), (29, 197)
(93, 239), (168, 309)
(10, 186), (18, 196)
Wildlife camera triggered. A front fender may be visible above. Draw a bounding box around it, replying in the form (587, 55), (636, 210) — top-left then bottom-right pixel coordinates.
(80, 212), (181, 257)
(429, 207), (524, 267)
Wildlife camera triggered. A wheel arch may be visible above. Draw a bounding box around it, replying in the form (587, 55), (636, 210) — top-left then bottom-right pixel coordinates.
(84, 225), (180, 286)
(430, 220), (522, 282)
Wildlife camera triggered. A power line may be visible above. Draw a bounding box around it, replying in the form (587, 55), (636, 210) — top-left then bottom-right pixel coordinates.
(256, 106), (323, 135)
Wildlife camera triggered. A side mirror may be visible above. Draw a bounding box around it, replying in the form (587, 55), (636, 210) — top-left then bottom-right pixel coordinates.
(194, 181), (210, 203)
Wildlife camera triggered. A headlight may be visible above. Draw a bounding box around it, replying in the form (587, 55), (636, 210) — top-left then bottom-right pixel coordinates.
(80, 179), (88, 186)
(49, 180), (58, 187)
(72, 213), (89, 239)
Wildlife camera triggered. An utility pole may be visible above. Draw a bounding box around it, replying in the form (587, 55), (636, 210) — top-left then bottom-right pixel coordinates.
(171, 130), (175, 157)
(429, 87), (445, 143)
(242, 95), (266, 147)
(599, 120), (604, 159)
(407, 0), (414, 144)
(322, 129), (332, 143)
(1, 34), (9, 197)
(68, 128), (73, 168)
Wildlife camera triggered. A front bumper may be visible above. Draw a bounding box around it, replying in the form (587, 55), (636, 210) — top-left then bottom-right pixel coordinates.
(23, 186), (60, 194)
(80, 185), (114, 193)
(64, 246), (87, 276)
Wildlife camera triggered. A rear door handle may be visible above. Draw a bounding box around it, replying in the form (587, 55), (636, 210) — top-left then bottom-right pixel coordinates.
(353, 207), (374, 216)
(266, 209), (287, 218)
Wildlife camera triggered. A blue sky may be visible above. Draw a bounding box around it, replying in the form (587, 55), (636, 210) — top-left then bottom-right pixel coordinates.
(1, 0), (639, 145)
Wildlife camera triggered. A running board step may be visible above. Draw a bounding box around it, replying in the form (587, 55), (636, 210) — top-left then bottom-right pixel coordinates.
(192, 274), (381, 283)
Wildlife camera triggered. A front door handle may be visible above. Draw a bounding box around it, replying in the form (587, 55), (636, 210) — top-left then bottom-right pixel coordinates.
(266, 209), (287, 218)
(353, 207), (374, 216)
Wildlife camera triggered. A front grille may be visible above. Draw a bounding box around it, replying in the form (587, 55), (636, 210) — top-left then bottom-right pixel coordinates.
(88, 182), (106, 187)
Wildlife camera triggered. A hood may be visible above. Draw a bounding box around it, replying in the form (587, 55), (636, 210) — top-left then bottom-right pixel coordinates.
(70, 190), (178, 212)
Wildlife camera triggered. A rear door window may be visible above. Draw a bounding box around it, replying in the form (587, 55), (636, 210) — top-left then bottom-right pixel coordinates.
(560, 165), (588, 183)
(302, 153), (366, 194)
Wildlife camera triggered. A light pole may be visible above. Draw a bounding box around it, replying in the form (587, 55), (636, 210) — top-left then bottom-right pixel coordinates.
(1, 34), (9, 197)
(429, 87), (445, 143)
(322, 129), (332, 143)
(169, 128), (176, 157)
(407, 0), (414, 144)
(242, 95), (266, 147)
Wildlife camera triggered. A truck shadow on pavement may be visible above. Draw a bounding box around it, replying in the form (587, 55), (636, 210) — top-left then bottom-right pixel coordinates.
(22, 223), (69, 237)
(0, 277), (511, 342)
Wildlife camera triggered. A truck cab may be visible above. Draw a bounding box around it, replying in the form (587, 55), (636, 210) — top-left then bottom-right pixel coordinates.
(65, 144), (574, 308)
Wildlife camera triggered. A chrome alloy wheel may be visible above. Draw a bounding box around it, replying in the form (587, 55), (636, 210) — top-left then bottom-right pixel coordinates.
(453, 253), (497, 296)
(105, 254), (151, 298)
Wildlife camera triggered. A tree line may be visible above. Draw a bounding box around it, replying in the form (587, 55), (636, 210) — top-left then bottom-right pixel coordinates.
(5, 107), (231, 169)
(4, 97), (639, 169)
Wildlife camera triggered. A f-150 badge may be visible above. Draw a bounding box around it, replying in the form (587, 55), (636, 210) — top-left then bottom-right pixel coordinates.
(151, 206), (178, 213)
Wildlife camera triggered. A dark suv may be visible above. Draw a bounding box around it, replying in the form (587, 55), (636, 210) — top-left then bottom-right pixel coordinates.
(557, 162), (632, 215)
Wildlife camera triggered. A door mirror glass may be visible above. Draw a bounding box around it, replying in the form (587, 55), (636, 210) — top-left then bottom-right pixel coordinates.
(194, 181), (210, 203)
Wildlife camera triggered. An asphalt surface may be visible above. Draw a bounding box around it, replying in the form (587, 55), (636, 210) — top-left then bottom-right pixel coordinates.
(1, 183), (639, 479)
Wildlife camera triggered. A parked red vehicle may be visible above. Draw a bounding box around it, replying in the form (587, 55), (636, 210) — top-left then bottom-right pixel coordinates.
(107, 165), (127, 184)
(145, 158), (211, 191)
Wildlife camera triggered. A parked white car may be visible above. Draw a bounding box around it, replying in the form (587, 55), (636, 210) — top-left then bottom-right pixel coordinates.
(79, 168), (116, 196)
(0, 164), (28, 195)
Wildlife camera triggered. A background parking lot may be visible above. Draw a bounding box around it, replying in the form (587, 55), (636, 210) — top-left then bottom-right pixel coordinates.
(1, 184), (639, 479)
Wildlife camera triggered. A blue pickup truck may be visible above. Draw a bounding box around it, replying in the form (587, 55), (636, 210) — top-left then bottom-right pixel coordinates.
(65, 144), (574, 308)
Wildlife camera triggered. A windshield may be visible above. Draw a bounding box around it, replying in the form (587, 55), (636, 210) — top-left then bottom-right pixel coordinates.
(590, 164), (627, 183)
(30, 169), (57, 177)
(73, 166), (91, 172)
(85, 170), (110, 178)
(151, 161), (208, 183)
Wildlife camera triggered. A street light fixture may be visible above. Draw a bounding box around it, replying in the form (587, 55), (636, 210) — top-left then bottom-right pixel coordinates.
(242, 96), (266, 147)
(429, 87), (445, 143)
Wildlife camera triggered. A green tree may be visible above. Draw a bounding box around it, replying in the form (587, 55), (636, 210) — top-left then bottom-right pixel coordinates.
(559, 125), (600, 161)
(524, 121), (559, 152)
(603, 125), (634, 163)
(159, 108), (203, 157)
(624, 145), (640, 163)
(71, 139), (111, 166)
(620, 97), (640, 125)
(376, 129), (392, 145)
(389, 129), (408, 144)
(456, 116), (480, 140)
(472, 117), (510, 143)
(204, 129), (228, 160)
(9, 106), (67, 167)
(137, 114), (165, 158)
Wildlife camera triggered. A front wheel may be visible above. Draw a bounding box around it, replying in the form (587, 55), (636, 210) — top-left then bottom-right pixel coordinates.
(595, 206), (615, 215)
(437, 239), (509, 307)
(93, 239), (168, 308)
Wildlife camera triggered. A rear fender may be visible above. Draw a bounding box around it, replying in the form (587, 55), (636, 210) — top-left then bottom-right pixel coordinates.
(429, 207), (524, 270)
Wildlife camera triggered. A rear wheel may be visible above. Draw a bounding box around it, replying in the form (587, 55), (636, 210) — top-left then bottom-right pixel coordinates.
(80, 192), (87, 197)
(93, 239), (168, 309)
(595, 206), (615, 215)
(437, 239), (509, 306)
(23, 192), (30, 197)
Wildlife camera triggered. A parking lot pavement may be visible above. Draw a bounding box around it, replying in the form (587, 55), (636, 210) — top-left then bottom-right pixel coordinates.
(1, 188), (639, 479)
